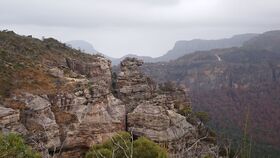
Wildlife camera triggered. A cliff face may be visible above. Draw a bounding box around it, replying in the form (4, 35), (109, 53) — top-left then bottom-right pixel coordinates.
(141, 30), (280, 157)
(117, 58), (220, 158)
(0, 31), (126, 157)
(0, 31), (221, 158)
(0, 35), (126, 156)
(116, 58), (155, 112)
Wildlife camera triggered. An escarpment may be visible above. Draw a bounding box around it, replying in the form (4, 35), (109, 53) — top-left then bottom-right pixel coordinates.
(141, 31), (280, 156)
(0, 31), (221, 158)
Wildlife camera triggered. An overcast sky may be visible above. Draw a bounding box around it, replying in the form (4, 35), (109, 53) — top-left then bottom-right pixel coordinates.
(1, 0), (280, 58)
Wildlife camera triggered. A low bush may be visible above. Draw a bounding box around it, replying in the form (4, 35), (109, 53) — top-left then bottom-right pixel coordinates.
(86, 132), (167, 158)
(0, 133), (41, 158)
(195, 111), (210, 123)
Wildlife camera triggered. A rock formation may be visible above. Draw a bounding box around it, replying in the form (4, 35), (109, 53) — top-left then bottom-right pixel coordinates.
(1, 53), (126, 157)
(48, 57), (126, 157)
(117, 57), (220, 158)
(116, 58), (155, 112)
(0, 31), (222, 158)
(0, 106), (27, 135)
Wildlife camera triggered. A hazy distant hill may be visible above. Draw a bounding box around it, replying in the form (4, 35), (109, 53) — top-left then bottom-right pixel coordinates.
(111, 33), (257, 65)
(243, 30), (280, 52)
(66, 40), (114, 62)
(66, 40), (98, 54)
(66, 34), (257, 65)
(157, 33), (258, 61)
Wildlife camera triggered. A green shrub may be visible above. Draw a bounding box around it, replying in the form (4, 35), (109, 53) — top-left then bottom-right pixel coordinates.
(133, 137), (167, 158)
(86, 132), (168, 158)
(195, 111), (210, 123)
(0, 133), (41, 158)
(178, 106), (192, 116)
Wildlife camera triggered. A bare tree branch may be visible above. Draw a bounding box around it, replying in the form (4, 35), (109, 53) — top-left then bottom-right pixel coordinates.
(186, 133), (209, 152)
(110, 137), (130, 158)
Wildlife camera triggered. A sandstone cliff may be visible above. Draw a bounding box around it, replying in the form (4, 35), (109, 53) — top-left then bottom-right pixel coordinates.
(0, 31), (221, 158)
(117, 58), (220, 158)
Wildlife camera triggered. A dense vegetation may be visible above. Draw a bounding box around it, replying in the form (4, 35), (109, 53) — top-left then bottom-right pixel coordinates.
(86, 132), (168, 158)
(0, 133), (40, 158)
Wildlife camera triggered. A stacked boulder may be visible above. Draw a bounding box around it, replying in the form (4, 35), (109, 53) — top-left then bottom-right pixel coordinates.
(116, 58), (156, 112)
(117, 57), (220, 158)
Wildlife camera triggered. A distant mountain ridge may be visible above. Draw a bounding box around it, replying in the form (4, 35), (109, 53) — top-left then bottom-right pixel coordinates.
(66, 40), (98, 54)
(158, 33), (258, 61)
(112, 33), (258, 64)
(67, 33), (258, 65)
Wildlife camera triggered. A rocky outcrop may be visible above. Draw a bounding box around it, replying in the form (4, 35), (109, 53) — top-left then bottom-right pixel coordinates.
(117, 57), (220, 158)
(0, 106), (27, 134)
(127, 102), (219, 158)
(66, 57), (112, 97)
(48, 57), (125, 157)
(19, 93), (61, 150)
(127, 103), (194, 157)
(0, 55), (220, 158)
(0, 56), (126, 157)
(49, 67), (64, 78)
(49, 93), (125, 150)
(0, 30), (222, 158)
(116, 58), (155, 112)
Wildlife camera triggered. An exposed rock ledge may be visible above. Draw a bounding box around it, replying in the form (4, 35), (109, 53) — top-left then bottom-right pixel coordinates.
(0, 56), (221, 158)
(118, 58), (221, 158)
(1, 56), (126, 158)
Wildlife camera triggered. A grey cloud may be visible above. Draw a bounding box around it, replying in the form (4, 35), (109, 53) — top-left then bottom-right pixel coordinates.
(0, 0), (280, 57)
(101, 0), (181, 5)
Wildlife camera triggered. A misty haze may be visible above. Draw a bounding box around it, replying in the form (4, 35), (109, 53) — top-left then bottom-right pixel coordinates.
(0, 0), (280, 158)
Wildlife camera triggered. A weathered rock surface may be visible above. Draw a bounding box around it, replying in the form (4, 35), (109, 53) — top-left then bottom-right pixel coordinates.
(49, 93), (125, 149)
(127, 103), (194, 140)
(49, 67), (64, 78)
(66, 57), (112, 97)
(127, 103), (218, 158)
(48, 57), (125, 156)
(116, 57), (155, 112)
(0, 56), (126, 157)
(117, 57), (220, 158)
(0, 31), (223, 158)
(21, 93), (61, 150)
(0, 106), (27, 134)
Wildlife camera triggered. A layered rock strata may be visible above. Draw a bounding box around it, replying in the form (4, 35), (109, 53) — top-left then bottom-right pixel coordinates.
(0, 56), (126, 158)
(117, 58), (220, 158)
(0, 53), (220, 158)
